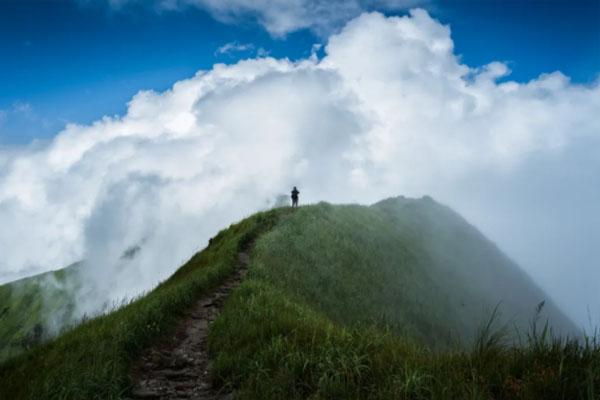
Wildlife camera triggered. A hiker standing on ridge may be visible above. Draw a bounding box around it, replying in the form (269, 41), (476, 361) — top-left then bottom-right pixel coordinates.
(291, 186), (300, 208)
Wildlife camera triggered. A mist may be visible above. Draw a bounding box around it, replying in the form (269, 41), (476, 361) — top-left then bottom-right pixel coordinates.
(0, 9), (598, 330)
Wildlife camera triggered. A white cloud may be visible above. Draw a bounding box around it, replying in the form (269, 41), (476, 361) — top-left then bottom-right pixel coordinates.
(189, 0), (369, 36)
(0, 10), (599, 329)
(215, 41), (255, 56)
(104, 0), (426, 36)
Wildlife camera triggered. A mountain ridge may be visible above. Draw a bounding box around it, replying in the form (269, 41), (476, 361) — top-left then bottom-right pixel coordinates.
(0, 196), (593, 400)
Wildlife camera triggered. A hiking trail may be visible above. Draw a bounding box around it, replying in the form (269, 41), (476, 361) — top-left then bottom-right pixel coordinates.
(130, 250), (251, 400)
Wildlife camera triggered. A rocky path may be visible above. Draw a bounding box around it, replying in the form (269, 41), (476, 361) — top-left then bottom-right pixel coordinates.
(129, 251), (250, 400)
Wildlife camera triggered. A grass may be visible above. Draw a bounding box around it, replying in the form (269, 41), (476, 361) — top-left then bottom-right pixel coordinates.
(210, 281), (598, 399)
(0, 207), (286, 399)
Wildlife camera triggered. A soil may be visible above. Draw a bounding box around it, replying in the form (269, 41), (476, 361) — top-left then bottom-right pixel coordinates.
(129, 251), (250, 400)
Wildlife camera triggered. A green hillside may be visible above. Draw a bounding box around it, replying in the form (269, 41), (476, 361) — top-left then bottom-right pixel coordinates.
(0, 262), (81, 361)
(243, 197), (576, 346)
(0, 197), (597, 399)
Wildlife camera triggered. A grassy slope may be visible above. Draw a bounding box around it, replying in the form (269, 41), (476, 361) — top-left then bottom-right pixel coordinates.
(208, 199), (597, 399)
(247, 198), (575, 346)
(0, 208), (285, 399)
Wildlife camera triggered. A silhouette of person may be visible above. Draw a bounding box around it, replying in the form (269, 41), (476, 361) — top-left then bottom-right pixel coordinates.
(291, 186), (300, 208)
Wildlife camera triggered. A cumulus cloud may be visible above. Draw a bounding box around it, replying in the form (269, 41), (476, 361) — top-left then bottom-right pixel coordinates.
(103, 0), (427, 36)
(0, 9), (599, 329)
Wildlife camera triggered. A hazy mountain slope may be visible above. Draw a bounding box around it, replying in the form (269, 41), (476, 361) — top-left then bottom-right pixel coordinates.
(249, 197), (576, 348)
(372, 196), (578, 340)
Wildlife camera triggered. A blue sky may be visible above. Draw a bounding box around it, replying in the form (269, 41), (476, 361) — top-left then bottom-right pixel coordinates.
(0, 0), (598, 144)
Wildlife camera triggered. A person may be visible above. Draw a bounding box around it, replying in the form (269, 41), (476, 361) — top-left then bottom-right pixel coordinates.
(291, 186), (300, 208)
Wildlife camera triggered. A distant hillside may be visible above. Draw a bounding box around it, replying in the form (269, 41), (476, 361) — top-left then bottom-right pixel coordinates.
(0, 242), (144, 362)
(0, 263), (81, 361)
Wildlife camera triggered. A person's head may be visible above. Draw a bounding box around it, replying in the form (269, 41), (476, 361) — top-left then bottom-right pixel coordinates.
(293, 186), (297, 190)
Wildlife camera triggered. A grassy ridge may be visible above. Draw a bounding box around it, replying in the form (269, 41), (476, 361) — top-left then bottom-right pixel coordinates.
(0, 208), (285, 399)
(248, 202), (456, 346)
(208, 200), (598, 399)
(1, 197), (596, 399)
(241, 200), (575, 346)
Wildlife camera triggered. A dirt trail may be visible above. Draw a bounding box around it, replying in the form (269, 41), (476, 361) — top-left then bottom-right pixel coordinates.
(130, 251), (250, 400)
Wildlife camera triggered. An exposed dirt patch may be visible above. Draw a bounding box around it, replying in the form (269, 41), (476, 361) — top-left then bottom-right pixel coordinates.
(129, 251), (250, 400)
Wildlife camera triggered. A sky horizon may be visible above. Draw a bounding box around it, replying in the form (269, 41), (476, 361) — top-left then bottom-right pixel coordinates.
(0, 0), (599, 330)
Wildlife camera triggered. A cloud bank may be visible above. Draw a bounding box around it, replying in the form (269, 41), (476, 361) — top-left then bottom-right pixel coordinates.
(1, 9), (599, 328)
